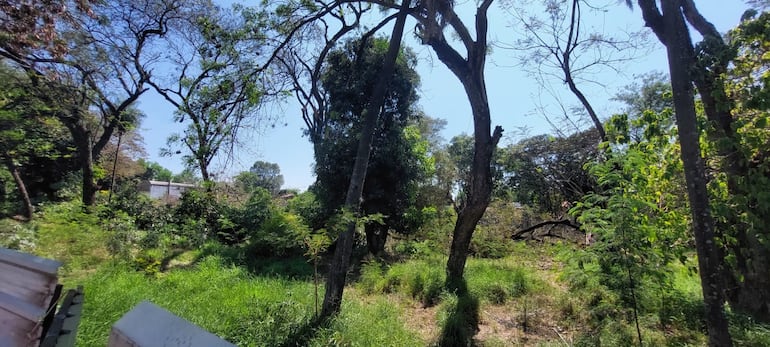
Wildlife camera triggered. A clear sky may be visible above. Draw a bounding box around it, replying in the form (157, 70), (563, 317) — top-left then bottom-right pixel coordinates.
(136, 0), (750, 191)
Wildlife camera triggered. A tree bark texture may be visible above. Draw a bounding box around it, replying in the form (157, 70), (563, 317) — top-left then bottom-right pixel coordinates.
(320, 0), (410, 318)
(649, 0), (733, 345)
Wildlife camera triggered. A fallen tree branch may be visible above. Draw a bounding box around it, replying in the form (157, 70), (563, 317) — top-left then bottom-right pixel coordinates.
(511, 219), (581, 240)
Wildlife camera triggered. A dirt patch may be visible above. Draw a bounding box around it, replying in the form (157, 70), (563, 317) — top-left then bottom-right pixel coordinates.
(404, 300), (441, 343)
(475, 295), (577, 346)
(474, 247), (578, 346)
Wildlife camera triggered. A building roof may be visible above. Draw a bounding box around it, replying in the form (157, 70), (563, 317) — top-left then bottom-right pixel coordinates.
(146, 180), (198, 188)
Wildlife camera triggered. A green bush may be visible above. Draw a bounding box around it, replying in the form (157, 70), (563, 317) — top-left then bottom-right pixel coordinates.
(248, 211), (309, 258)
(174, 189), (227, 243)
(470, 200), (525, 258)
(469, 225), (516, 259)
(286, 191), (323, 229)
(358, 261), (392, 295)
(104, 211), (142, 259)
(31, 201), (111, 279)
(133, 248), (163, 276)
(732, 320), (770, 347)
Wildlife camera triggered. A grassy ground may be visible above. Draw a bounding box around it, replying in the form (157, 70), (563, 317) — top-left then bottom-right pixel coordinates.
(4, 202), (770, 346)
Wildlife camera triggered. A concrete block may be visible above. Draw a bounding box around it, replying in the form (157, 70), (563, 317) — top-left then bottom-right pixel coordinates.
(108, 301), (236, 347)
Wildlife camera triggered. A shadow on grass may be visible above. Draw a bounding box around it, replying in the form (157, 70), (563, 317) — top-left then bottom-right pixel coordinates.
(186, 242), (315, 279)
(438, 279), (480, 347)
(159, 249), (186, 272)
(274, 315), (329, 347)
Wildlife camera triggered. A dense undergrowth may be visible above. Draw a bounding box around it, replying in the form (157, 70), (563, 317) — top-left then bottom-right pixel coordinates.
(2, 197), (770, 346)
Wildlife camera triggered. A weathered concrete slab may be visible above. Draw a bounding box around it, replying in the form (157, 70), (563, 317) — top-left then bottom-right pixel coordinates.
(108, 301), (236, 347)
(0, 247), (61, 347)
(0, 247), (61, 307)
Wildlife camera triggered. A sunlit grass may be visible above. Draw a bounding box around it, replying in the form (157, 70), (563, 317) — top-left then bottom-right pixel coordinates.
(78, 256), (317, 346)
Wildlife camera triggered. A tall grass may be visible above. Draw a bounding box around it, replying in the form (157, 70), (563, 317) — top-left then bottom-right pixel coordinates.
(312, 299), (425, 346)
(358, 255), (538, 307)
(358, 256), (446, 306)
(79, 256), (316, 346)
(465, 258), (538, 304)
(78, 255), (424, 346)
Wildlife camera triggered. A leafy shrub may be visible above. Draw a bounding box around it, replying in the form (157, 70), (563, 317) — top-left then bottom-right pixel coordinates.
(247, 211), (309, 258)
(469, 226), (516, 259)
(238, 188), (273, 231)
(32, 201), (110, 276)
(133, 248), (163, 276)
(107, 179), (175, 231)
(104, 211), (142, 259)
(469, 200), (526, 258)
(174, 218), (209, 248)
(358, 261), (392, 295)
(286, 190), (323, 229)
(731, 313), (770, 347)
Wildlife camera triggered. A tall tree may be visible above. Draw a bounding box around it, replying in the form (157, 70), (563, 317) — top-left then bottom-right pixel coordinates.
(148, 3), (273, 182)
(507, 0), (645, 140)
(412, 116), (457, 210)
(498, 129), (600, 214)
(321, 0), (412, 318)
(311, 36), (423, 256)
(714, 9), (770, 322)
(1, 0), (183, 205)
(634, 0), (732, 345)
(410, 0), (504, 287)
(0, 0), (93, 61)
(139, 160), (173, 182)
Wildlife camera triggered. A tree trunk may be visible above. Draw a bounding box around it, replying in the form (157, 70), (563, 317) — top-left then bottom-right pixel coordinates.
(79, 135), (98, 206)
(658, 1), (732, 345)
(682, 1), (770, 321)
(321, 0), (410, 318)
(424, 12), (504, 288)
(199, 158), (210, 183)
(66, 119), (98, 206)
(365, 224), (388, 256)
(4, 157), (33, 220)
(444, 70), (503, 287)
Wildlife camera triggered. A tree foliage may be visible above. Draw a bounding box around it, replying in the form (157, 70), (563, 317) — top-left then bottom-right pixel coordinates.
(498, 128), (600, 213)
(235, 161), (284, 195)
(0, 64), (76, 217)
(310, 36), (425, 255)
(572, 110), (689, 313)
(148, 2), (275, 182)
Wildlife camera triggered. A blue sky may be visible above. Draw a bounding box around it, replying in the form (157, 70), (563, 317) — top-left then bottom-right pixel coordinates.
(136, 0), (749, 190)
